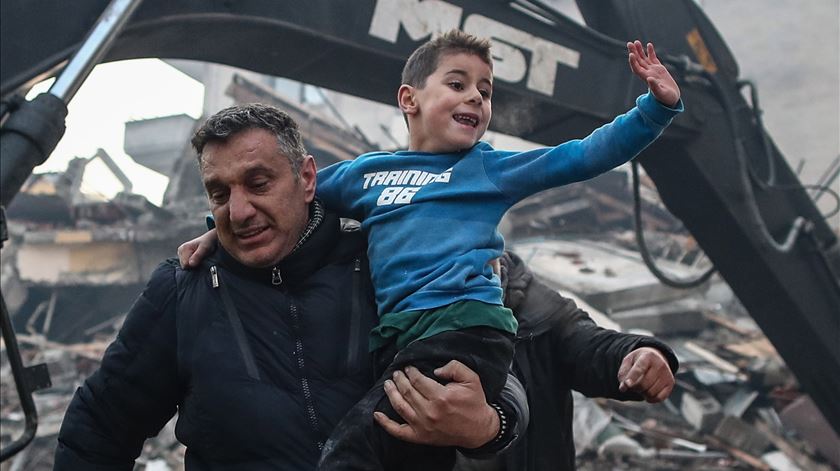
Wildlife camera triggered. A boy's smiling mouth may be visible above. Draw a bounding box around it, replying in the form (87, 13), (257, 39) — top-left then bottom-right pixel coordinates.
(453, 113), (479, 128)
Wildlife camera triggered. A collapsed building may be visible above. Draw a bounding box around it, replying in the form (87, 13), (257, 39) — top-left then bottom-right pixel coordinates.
(2, 72), (838, 470)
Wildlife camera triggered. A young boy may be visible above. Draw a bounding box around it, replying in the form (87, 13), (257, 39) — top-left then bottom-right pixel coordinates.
(182, 30), (682, 469)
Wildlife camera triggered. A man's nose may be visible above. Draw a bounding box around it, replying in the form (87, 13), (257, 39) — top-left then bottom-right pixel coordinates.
(228, 188), (256, 224)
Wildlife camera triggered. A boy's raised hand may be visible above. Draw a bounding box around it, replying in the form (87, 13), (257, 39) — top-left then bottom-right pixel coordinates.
(627, 40), (680, 107)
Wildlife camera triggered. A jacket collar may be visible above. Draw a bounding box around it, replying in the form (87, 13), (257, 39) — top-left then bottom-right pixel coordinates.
(214, 201), (341, 288)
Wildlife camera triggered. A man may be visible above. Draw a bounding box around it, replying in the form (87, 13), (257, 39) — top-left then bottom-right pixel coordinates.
(54, 104), (525, 470)
(450, 251), (678, 470)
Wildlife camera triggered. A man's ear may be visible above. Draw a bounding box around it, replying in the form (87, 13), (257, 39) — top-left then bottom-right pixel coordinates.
(300, 155), (317, 203)
(397, 84), (418, 115)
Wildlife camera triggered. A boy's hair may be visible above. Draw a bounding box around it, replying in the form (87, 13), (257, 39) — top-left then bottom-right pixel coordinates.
(401, 29), (493, 88)
(192, 103), (307, 178)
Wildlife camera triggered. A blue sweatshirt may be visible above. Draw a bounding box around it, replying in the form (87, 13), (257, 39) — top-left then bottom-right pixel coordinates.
(317, 92), (682, 320)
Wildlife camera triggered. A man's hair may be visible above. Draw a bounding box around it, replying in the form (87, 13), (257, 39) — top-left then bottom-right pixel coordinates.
(401, 29), (493, 88)
(191, 103), (307, 178)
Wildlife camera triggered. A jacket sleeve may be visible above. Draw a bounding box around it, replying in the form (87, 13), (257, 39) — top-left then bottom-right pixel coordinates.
(547, 298), (677, 400)
(458, 373), (529, 459)
(501, 251), (678, 401)
(54, 261), (181, 469)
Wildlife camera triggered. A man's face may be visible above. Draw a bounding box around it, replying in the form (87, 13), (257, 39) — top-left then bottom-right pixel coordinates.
(401, 52), (493, 153)
(201, 128), (316, 268)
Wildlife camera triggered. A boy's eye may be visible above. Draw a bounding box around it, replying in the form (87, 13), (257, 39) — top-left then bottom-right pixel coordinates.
(448, 81), (464, 91)
(480, 89), (491, 99)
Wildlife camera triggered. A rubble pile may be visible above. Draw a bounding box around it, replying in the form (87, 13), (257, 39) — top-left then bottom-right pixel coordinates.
(1, 330), (187, 470)
(510, 239), (840, 470)
(571, 309), (839, 470)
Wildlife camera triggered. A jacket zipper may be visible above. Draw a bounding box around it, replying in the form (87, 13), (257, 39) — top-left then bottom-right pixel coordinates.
(345, 258), (362, 374)
(289, 299), (323, 451)
(210, 266), (219, 288)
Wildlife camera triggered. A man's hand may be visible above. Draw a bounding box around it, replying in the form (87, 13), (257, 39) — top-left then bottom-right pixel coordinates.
(617, 347), (674, 403)
(177, 228), (218, 268)
(627, 40), (681, 107)
(374, 360), (499, 449)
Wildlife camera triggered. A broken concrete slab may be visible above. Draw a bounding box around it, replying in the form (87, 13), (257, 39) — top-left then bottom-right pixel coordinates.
(680, 390), (723, 432)
(725, 338), (779, 360)
(712, 415), (770, 457)
(779, 395), (840, 468)
(610, 298), (707, 335)
(691, 367), (742, 386)
(755, 419), (834, 471)
(761, 451), (801, 471)
(572, 392), (612, 455)
(596, 425), (644, 459)
(509, 239), (711, 313)
(682, 341), (744, 378)
(722, 387), (759, 418)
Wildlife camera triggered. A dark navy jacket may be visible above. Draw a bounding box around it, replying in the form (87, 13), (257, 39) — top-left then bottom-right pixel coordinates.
(55, 212), (378, 470)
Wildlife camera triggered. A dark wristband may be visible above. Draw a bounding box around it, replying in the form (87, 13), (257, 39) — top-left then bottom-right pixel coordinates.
(489, 402), (511, 445)
(458, 401), (518, 457)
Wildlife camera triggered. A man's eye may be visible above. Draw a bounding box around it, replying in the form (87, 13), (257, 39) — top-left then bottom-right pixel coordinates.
(250, 180), (269, 191)
(209, 191), (228, 203)
(448, 81), (464, 91)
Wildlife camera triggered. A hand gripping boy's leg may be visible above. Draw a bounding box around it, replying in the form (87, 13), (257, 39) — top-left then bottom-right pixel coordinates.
(318, 327), (514, 471)
(373, 361), (500, 448)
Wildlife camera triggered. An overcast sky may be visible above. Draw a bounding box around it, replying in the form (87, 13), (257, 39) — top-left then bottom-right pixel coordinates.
(29, 59), (203, 206)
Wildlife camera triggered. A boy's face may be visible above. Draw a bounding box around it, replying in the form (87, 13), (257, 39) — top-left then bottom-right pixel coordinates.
(401, 52), (493, 153)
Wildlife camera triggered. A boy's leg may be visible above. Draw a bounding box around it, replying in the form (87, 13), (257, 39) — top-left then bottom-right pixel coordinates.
(318, 327), (515, 471)
(387, 326), (515, 400)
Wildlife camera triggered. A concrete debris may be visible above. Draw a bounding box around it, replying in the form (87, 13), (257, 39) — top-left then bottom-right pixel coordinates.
(761, 451), (801, 471)
(535, 231), (838, 470)
(572, 392), (613, 456)
(510, 238), (711, 313)
(596, 427), (644, 458)
(690, 366), (743, 386)
(680, 391), (723, 432)
(779, 396), (840, 468)
(722, 388), (760, 418)
(682, 341), (743, 377)
(713, 415), (770, 457)
(610, 299), (707, 335)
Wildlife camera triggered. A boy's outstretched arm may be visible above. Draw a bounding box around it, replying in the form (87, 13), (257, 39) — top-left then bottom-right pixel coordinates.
(627, 40), (680, 107)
